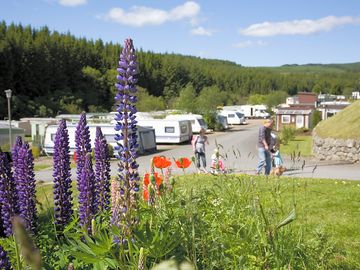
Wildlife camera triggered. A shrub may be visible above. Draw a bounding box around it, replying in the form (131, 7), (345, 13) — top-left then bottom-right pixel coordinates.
(280, 125), (296, 145)
(31, 145), (41, 158)
(312, 110), (322, 128)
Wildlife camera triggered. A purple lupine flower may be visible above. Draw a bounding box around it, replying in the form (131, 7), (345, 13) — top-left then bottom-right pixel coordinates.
(0, 244), (12, 270)
(53, 119), (73, 232)
(112, 38), (140, 239)
(14, 141), (37, 233)
(94, 127), (111, 212)
(75, 112), (92, 190)
(78, 153), (96, 234)
(0, 152), (16, 237)
(11, 136), (22, 214)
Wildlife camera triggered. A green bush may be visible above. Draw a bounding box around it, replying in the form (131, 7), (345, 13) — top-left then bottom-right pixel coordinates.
(31, 145), (41, 158)
(280, 125), (296, 145)
(312, 110), (322, 128)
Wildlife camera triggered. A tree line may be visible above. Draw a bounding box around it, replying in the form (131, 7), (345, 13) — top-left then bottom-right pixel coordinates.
(1, 21), (359, 119)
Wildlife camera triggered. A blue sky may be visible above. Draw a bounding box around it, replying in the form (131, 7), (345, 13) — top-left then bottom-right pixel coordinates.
(1, 0), (360, 66)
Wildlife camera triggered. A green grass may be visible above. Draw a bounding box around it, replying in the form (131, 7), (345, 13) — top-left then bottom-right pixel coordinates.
(35, 174), (360, 268)
(315, 100), (360, 139)
(281, 135), (313, 156)
(34, 164), (53, 171)
(176, 174), (360, 267)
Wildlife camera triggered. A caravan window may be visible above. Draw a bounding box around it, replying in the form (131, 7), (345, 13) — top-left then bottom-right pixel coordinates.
(190, 120), (195, 124)
(165, 127), (175, 133)
(180, 125), (188, 134)
(228, 114), (235, 118)
(198, 119), (206, 126)
(51, 134), (56, 142)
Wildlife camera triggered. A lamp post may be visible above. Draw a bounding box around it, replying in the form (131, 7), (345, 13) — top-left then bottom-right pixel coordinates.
(4, 89), (12, 149)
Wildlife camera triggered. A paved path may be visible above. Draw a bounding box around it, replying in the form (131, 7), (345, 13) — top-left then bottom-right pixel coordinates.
(35, 120), (360, 182)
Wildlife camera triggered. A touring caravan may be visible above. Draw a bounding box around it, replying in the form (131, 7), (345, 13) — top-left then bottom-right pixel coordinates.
(218, 110), (246, 125)
(165, 114), (207, 133)
(216, 114), (229, 130)
(43, 123), (156, 155)
(136, 119), (192, 143)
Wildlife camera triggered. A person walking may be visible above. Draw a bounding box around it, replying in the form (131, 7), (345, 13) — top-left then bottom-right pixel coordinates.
(255, 119), (274, 175)
(192, 128), (209, 173)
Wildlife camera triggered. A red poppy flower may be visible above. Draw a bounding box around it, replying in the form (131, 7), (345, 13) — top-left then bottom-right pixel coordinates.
(143, 172), (162, 187)
(175, 157), (192, 169)
(153, 156), (172, 169)
(143, 188), (149, 201)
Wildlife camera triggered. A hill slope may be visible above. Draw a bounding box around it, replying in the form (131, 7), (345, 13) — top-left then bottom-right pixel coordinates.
(315, 100), (360, 139)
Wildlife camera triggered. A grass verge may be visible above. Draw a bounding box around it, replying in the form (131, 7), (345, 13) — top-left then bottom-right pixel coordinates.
(281, 135), (312, 157)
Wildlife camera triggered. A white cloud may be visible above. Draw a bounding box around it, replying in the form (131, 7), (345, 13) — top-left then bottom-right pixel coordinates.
(233, 40), (267, 48)
(103, 1), (200, 27)
(190, 26), (214, 36)
(240, 16), (360, 37)
(58, 0), (87, 7)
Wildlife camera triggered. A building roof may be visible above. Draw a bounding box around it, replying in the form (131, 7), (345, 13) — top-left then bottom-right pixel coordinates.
(276, 107), (313, 115)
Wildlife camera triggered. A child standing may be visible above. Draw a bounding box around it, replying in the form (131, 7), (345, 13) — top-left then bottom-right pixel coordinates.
(271, 144), (285, 176)
(192, 128), (209, 173)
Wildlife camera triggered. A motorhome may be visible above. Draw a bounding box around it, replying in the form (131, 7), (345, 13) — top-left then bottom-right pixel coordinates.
(218, 110), (246, 125)
(165, 114), (207, 133)
(136, 119), (192, 143)
(43, 123), (156, 155)
(223, 105), (270, 119)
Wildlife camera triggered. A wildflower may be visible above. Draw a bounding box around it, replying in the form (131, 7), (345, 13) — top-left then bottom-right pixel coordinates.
(78, 154), (96, 234)
(0, 152), (16, 236)
(14, 141), (37, 233)
(53, 119), (73, 232)
(175, 157), (192, 169)
(94, 127), (111, 212)
(111, 179), (120, 214)
(75, 112), (92, 193)
(153, 156), (172, 169)
(0, 244), (12, 269)
(143, 172), (162, 203)
(111, 38), (140, 240)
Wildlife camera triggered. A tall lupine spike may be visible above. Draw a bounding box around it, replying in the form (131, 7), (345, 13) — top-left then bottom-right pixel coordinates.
(53, 119), (73, 232)
(11, 136), (23, 214)
(0, 152), (16, 236)
(78, 153), (96, 234)
(94, 127), (111, 212)
(14, 142), (37, 234)
(0, 244), (12, 270)
(75, 112), (92, 193)
(112, 38), (140, 240)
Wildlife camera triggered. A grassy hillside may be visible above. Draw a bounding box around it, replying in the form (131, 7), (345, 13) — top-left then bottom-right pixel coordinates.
(315, 100), (360, 139)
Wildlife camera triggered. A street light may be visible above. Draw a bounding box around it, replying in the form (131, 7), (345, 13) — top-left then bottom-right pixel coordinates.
(4, 89), (12, 149)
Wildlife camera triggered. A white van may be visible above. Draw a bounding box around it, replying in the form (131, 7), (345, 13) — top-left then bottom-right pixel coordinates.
(165, 114), (207, 133)
(43, 123), (156, 155)
(228, 105), (270, 119)
(136, 119), (192, 144)
(219, 110), (246, 125)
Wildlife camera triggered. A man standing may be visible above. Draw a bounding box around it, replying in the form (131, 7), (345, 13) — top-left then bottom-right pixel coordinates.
(255, 119), (274, 175)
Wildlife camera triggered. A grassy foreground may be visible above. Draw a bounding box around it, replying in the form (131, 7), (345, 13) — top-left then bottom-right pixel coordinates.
(35, 174), (360, 269)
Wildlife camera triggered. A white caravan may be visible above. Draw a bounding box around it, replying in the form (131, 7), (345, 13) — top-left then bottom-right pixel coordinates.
(136, 119), (192, 144)
(216, 114), (229, 130)
(43, 123), (156, 155)
(165, 114), (207, 133)
(219, 110), (246, 125)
